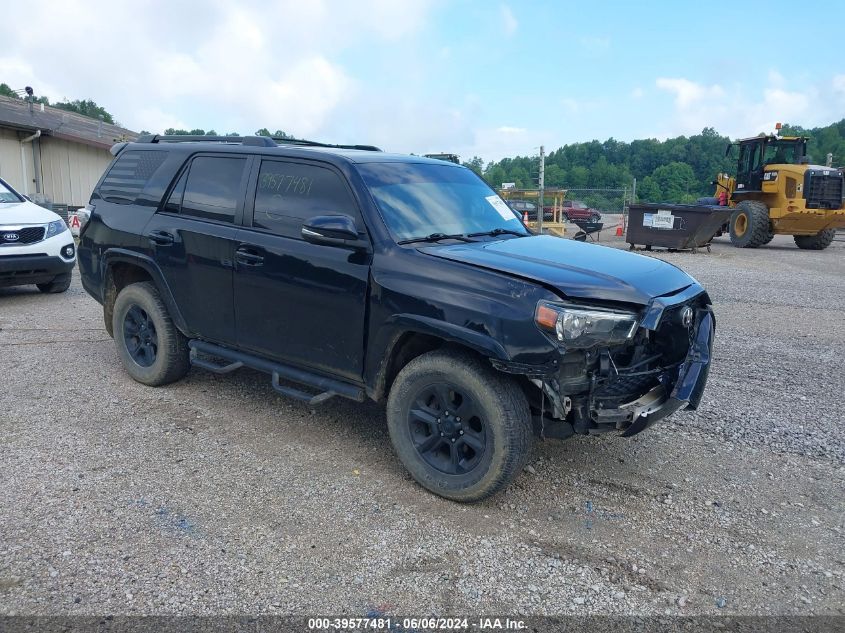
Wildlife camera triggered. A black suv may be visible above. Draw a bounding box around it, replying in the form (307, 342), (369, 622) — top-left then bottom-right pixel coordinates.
(78, 135), (714, 502)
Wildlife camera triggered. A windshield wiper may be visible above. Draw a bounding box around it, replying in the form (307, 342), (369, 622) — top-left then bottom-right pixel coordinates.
(397, 232), (474, 245)
(466, 228), (528, 238)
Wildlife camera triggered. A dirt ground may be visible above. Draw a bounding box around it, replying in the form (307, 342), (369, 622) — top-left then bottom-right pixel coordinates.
(1, 233), (843, 617)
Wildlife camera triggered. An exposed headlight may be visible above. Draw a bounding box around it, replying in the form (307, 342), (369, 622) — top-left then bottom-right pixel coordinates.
(45, 219), (68, 239)
(535, 301), (639, 349)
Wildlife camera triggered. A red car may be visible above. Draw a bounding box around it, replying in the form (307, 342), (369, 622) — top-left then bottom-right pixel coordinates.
(562, 200), (601, 223)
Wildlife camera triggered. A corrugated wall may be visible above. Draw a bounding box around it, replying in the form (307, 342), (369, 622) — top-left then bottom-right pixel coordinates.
(39, 137), (112, 207)
(0, 127), (35, 195)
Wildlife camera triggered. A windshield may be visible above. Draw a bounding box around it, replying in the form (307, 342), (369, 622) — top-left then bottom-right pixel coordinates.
(0, 180), (22, 203)
(357, 162), (528, 242)
(763, 141), (802, 165)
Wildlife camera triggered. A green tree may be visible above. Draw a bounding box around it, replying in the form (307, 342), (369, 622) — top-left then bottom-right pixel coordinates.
(637, 176), (662, 202)
(650, 162), (697, 201)
(53, 99), (115, 124)
(462, 156), (484, 176)
(255, 128), (293, 139)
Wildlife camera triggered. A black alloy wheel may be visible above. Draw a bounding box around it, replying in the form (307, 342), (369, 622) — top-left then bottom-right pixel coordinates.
(123, 304), (159, 367)
(407, 382), (487, 475)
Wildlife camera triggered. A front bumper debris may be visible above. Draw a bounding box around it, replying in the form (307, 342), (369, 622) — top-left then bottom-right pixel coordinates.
(619, 308), (714, 436)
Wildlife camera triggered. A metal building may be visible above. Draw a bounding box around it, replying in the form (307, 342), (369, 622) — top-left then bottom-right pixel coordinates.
(0, 95), (137, 209)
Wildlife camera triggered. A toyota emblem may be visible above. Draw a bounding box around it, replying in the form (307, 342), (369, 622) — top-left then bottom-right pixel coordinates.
(680, 306), (694, 329)
(2, 232), (20, 242)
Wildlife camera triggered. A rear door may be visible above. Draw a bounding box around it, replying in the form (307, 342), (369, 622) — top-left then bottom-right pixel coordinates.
(233, 158), (370, 381)
(145, 154), (251, 344)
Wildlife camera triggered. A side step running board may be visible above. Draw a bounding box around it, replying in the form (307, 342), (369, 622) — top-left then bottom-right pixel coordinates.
(188, 340), (365, 406)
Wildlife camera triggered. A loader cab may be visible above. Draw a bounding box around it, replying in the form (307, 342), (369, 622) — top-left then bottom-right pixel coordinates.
(730, 136), (807, 193)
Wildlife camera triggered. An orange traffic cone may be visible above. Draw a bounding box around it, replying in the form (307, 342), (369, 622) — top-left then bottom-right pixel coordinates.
(523, 211), (529, 223)
(615, 225), (624, 237)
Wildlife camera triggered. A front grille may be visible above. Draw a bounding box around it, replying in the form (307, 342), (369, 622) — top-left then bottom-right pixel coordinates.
(804, 171), (844, 210)
(1, 226), (46, 245)
(594, 373), (658, 399)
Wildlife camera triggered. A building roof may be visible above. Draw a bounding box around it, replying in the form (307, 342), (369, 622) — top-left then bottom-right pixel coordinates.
(0, 94), (138, 150)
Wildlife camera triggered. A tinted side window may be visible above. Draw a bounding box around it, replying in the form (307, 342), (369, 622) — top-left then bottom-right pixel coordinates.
(253, 160), (357, 238)
(180, 156), (247, 223)
(164, 169), (187, 214)
(98, 150), (167, 204)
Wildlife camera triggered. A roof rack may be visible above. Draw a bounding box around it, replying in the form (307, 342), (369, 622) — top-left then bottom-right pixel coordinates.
(132, 134), (383, 152)
(273, 137), (383, 152)
(135, 134), (278, 147)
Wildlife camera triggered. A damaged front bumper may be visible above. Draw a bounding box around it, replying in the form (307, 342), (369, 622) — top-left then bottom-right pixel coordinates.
(618, 306), (713, 436)
(530, 284), (715, 440)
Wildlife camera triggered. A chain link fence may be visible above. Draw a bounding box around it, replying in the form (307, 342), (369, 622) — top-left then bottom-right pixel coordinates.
(561, 187), (632, 216)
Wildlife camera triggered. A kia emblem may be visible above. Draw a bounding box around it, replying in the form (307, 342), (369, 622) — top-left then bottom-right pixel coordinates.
(681, 306), (694, 329)
(2, 232), (20, 242)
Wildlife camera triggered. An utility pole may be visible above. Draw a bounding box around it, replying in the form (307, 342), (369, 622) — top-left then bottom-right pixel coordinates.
(538, 145), (545, 234)
(628, 177), (637, 232)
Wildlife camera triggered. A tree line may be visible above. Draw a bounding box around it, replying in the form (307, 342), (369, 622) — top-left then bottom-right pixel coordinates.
(464, 120), (845, 206)
(151, 128), (293, 139)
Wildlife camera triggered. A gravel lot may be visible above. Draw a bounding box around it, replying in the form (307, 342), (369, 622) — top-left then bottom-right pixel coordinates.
(1, 234), (843, 617)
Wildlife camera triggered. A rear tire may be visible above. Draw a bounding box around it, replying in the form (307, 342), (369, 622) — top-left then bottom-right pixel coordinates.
(794, 229), (835, 250)
(729, 200), (771, 248)
(112, 281), (189, 386)
(386, 349), (533, 502)
(36, 272), (72, 294)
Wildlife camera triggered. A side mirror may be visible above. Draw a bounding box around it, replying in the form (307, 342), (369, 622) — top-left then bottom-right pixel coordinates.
(301, 214), (362, 246)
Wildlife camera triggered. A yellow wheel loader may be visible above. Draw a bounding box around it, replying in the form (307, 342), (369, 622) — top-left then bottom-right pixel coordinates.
(709, 125), (845, 250)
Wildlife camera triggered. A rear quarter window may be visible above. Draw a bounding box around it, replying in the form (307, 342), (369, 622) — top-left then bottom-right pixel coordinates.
(97, 150), (168, 204)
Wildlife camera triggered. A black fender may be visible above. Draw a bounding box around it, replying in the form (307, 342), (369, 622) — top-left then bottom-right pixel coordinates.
(386, 314), (509, 360)
(365, 314), (511, 401)
(100, 249), (191, 336)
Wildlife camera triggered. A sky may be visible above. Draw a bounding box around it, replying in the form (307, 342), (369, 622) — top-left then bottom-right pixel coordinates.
(2, 0), (844, 163)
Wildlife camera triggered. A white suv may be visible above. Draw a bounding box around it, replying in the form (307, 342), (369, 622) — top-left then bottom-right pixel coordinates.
(0, 177), (76, 293)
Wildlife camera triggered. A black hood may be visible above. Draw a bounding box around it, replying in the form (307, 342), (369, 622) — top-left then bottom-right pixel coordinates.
(420, 235), (698, 305)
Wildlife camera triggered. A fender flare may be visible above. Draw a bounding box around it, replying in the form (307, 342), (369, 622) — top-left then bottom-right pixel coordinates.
(366, 314), (511, 401)
(387, 314), (509, 360)
(100, 249), (191, 335)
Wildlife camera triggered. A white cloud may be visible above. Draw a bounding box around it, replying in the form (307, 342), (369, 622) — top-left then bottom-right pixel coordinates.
(500, 5), (518, 36)
(0, 0), (437, 138)
(656, 77), (724, 109)
(654, 74), (843, 138)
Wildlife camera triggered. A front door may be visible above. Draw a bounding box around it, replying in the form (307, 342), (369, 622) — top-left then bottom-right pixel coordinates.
(145, 154), (251, 344)
(736, 141), (764, 192)
(233, 158), (370, 381)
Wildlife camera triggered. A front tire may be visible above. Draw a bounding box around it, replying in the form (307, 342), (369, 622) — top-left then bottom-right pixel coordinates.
(387, 349), (533, 502)
(112, 281), (189, 386)
(794, 229), (835, 250)
(729, 200), (771, 248)
(590, 213), (600, 223)
(36, 272), (72, 294)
